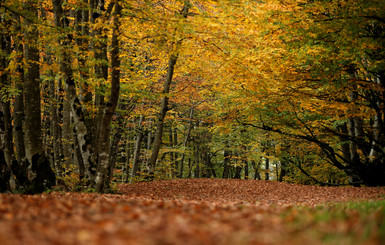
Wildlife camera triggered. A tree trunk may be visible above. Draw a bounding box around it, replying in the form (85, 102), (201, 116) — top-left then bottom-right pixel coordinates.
(222, 148), (231, 179)
(234, 156), (242, 179)
(178, 109), (194, 178)
(173, 127), (179, 176)
(169, 126), (177, 177)
(124, 134), (132, 183)
(265, 158), (270, 180)
(24, 0), (56, 193)
(130, 116), (144, 182)
(107, 132), (121, 184)
(94, 1), (122, 193)
(244, 160), (249, 179)
(194, 143), (200, 178)
(52, 0), (97, 184)
(146, 2), (189, 178)
(49, 75), (62, 175)
(252, 160), (261, 180)
(0, 104), (11, 192)
(12, 15), (28, 187)
(146, 53), (180, 177)
(0, 31), (14, 171)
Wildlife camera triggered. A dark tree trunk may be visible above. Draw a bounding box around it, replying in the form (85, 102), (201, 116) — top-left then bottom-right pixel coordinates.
(131, 116), (144, 182)
(0, 104), (11, 192)
(265, 158), (270, 180)
(222, 148), (231, 179)
(146, 53), (180, 177)
(178, 109), (194, 178)
(251, 160), (261, 180)
(234, 158), (242, 179)
(13, 20), (28, 187)
(107, 132), (122, 184)
(147, 2), (189, 178)
(24, 0), (56, 193)
(124, 134), (132, 183)
(244, 160), (249, 179)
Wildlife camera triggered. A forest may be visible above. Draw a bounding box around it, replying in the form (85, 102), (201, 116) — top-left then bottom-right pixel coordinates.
(0, 0), (384, 194)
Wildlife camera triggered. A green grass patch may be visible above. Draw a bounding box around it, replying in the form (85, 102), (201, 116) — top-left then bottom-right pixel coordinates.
(281, 200), (385, 244)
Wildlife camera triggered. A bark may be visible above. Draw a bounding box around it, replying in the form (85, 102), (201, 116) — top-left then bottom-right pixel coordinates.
(52, 0), (97, 184)
(49, 75), (62, 175)
(124, 134), (132, 183)
(369, 76), (382, 161)
(23, 1), (56, 193)
(146, 53), (180, 177)
(169, 126), (177, 177)
(178, 109), (194, 178)
(94, 1), (122, 193)
(203, 149), (216, 178)
(107, 132), (121, 184)
(265, 158), (270, 180)
(62, 95), (72, 170)
(173, 127), (179, 176)
(222, 148), (231, 179)
(234, 158), (242, 179)
(252, 160), (261, 180)
(13, 19), (27, 186)
(130, 116), (145, 182)
(194, 143), (200, 178)
(146, 2), (189, 178)
(278, 160), (287, 182)
(0, 104), (11, 192)
(0, 31), (14, 170)
(244, 160), (249, 179)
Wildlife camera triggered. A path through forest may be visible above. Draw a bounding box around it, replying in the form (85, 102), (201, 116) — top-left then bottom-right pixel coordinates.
(1, 179), (385, 245)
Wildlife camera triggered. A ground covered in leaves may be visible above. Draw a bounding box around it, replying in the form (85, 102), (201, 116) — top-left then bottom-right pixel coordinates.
(1, 179), (385, 245)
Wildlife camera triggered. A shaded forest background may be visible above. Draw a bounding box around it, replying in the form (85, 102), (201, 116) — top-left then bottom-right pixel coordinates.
(0, 0), (384, 193)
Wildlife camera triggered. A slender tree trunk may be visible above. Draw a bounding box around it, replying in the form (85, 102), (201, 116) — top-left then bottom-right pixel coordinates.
(244, 160), (249, 179)
(194, 142), (200, 178)
(265, 158), (270, 180)
(124, 134), (132, 183)
(234, 156), (242, 179)
(146, 2), (189, 178)
(278, 160), (287, 182)
(49, 76), (62, 175)
(169, 126), (177, 177)
(0, 104), (11, 192)
(173, 128), (179, 176)
(95, 1), (122, 193)
(178, 108), (194, 178)
(252, 160), (261, 180)
(222, 148), (231, 179)
(146, 52), (180, 177)
(130, 116), (144, 182)
(107, 132), (121, 184)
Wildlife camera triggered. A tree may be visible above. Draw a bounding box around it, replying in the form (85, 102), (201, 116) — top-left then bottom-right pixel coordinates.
(23, 0), (56, 193)
(212, 0), (385, 186)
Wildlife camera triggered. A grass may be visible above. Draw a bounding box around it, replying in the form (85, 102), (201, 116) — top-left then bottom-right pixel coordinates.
(281, 200), (385, 244)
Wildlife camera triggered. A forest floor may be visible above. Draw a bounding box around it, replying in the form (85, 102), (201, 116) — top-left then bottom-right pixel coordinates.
(1, 179), (385, 245)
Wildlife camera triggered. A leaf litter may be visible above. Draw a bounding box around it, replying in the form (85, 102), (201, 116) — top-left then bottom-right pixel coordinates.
(1, 179), (385, 245)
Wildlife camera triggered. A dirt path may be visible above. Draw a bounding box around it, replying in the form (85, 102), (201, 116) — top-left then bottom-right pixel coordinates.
(0, 179), (384, 245)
